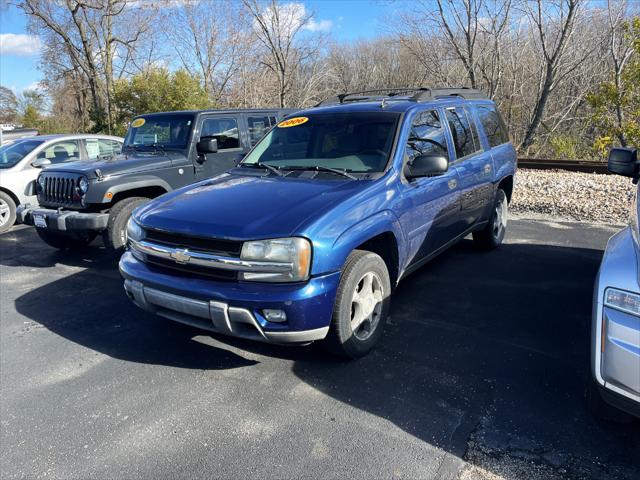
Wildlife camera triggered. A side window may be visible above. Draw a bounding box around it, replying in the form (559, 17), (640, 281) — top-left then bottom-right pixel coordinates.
(85, 139), (122, 159)
(445, 108), (481, 160)
(407, 110), (448, 159)
(476, 105), (509, 148)
(247, 116), (272, 146)
(200, 117), (240, 150)
(37, 141), (80, 164)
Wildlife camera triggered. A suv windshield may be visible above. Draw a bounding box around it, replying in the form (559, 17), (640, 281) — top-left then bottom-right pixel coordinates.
(241, 112), (400, 174)
(124, 114), (194, 149)
(0, 139), (45, 169)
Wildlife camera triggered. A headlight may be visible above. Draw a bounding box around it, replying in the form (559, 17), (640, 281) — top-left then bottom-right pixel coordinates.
(37, 175), (45, 190)
(78, 176), (89, 195)
(240, 237), (311, 282)
(126, 217), (145, 243)
(604, 288), (640, 317)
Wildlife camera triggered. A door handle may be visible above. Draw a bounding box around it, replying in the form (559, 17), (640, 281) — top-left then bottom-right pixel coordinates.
(448, 179), (457, 190)
(484, 164), (492, 174)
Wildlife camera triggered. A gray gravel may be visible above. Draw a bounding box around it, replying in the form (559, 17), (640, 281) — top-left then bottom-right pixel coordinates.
(512, 170), (635, 224)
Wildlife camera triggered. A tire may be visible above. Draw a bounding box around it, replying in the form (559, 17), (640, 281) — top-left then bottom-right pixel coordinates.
(36, 228), (97, 250)
(586, 377), (634, 424)
(473, 189), (507, 250)
(323, 250), (391, 359)
(0, 191), (16, 234)
(102, 197), (148, 252)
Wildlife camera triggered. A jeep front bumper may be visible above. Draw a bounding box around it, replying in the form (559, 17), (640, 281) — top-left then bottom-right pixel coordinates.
(119, 251), (341, 345)
(17, 205), (109, 231)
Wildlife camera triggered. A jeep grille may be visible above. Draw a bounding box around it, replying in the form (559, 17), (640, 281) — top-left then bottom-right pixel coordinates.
(38, 173), (83, 208)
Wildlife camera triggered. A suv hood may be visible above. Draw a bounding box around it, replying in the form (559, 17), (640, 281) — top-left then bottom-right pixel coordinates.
(41, 151), (184, 179)
(135, 172), (371, 239)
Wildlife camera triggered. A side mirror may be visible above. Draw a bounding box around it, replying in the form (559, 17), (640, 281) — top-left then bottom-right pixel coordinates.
(31, 157), (52, 168)
(405, 154), (448, 179)
(197, 138), (218, 155)
(608, 147), (638, 179)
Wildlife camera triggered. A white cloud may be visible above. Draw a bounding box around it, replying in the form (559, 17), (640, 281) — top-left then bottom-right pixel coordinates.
(0, 33), (42, 56)
(305, 18), (333, 32)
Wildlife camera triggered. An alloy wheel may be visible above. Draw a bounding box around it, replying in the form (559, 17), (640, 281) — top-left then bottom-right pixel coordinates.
(0, 198), (10, 227)
(350, 271), (384, 341)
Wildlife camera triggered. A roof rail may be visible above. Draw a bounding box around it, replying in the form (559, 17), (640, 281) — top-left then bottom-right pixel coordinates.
(315, 87), (488, 106)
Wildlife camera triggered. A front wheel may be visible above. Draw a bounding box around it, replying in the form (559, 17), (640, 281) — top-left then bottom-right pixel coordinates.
(102, 197), (149, 252)
(0, 191), (16, 234)
(323, 250), (391, 359)
(473, 189), (507, 250)
(36, 228), (97, 250)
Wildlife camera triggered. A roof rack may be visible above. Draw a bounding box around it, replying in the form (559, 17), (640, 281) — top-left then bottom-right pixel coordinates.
(315, 87), (488, 106)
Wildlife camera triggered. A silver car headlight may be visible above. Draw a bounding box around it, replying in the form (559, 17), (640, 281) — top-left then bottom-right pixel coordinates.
(78, 176), (89, 195)
(240, 237), (311, 282)
(126, 217), (145, 243)
(604, 287), (640, 317)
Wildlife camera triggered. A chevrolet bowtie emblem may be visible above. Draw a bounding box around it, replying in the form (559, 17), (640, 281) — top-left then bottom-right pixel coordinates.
(170, 249), (191, 264)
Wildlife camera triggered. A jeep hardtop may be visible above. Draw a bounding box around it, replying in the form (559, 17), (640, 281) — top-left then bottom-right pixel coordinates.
(119, 87), (517, 358)
(17, 108), (294, 250)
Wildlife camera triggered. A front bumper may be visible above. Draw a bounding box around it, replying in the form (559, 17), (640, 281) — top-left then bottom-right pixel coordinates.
(592, 226), (640, 416)
(17, 205), (109, 231)
(119, 251), (341, 345)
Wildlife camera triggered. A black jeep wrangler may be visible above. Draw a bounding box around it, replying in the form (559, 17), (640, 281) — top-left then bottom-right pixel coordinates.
(18, 109), (293, 251)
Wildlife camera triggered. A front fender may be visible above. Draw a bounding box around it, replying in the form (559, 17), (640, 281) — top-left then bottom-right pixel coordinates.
(86, 176), (172, 204)
(311, 210), (405, 276)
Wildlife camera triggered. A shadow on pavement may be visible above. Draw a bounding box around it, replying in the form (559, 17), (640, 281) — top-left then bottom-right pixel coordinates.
(9, 226), (640, 478)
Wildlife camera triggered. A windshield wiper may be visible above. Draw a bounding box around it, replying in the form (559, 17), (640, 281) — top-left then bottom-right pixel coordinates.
(122, 144), (166, 155)
(239, 162), (284, 177)
(284, 165), (357, 180)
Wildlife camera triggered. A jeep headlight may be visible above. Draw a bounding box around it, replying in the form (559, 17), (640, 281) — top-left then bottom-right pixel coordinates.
(37, 175), (45, 190)
(126, 217), (145, 243)
(240, 237), (311, 282)
(604, 288), (640, 317)
(78, 176), (89, 195)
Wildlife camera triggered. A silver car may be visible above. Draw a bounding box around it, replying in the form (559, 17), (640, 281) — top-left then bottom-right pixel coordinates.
(0, 134), (123, 233)
(590, 147), (640, 420)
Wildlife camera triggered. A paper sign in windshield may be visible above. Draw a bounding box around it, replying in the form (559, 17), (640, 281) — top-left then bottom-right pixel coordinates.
(277, 117), (309, 128)
(131, 118), (146, 128)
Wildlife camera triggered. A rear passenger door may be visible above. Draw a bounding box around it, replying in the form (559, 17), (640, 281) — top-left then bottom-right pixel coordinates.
(445, 106), (493, 230)
(193, 115), (244, 180)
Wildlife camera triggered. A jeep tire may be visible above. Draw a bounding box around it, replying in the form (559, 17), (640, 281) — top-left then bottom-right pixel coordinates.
(36, 228), (97, 249)
(473, 189), (507, 250)
(0, 191), (16, 234)
(324, 250), (391, 359)
(102, 197), (148, 252)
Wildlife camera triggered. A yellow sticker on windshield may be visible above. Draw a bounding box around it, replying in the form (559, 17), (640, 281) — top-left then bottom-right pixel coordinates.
(278, 117), (309, 128)
(131, 118), (145, 128)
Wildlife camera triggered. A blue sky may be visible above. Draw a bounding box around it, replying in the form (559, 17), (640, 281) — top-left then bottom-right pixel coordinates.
(0, 0), (398, 95)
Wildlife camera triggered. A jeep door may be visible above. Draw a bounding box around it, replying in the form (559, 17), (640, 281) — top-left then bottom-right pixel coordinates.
(399, 108), (462, 267)
(192, 115), (245, 180)
(445, 106), (494, 229)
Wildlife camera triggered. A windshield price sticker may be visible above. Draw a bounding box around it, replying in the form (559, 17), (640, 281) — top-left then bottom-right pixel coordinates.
(277, 117), (309, 128)
(131, 118), (146, 128)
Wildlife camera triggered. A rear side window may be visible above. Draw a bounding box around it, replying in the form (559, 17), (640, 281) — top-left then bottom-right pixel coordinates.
(85, 138), (122, 159)
(445, 108), (480, 159)
(247, 116), (277, 146)
(407, 110), (448, 158)
(476, 105), (509, 148)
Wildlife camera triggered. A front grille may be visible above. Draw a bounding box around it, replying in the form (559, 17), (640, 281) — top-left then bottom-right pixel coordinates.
(38, 173), (82, 207)
(145, 229), (243, 257)
(146, 256), (238, 281)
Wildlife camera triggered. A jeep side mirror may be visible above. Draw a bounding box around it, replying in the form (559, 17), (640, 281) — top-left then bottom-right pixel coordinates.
(197, 138), (218, 155)
(405, 154), (448, 179)
(31, 157), (52, 168)
(608, 147), (638, 180)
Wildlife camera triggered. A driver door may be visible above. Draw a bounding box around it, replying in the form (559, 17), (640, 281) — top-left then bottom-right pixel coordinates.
(192, 115), (244, 180)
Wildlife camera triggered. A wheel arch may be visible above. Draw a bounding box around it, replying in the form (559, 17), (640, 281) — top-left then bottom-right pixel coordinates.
(498, 175), (514, 203)
(0, 187), (20, 207)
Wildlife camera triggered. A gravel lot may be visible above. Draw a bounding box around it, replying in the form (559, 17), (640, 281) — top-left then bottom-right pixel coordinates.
(1, 221), (639, 480)
(512, 169), (635, 224)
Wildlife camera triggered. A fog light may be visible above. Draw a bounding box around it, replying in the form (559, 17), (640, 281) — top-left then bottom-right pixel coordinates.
(263, 309), (287, 323)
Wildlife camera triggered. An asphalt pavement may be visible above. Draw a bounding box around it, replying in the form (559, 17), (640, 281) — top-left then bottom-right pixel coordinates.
(1, 219), (638, 480)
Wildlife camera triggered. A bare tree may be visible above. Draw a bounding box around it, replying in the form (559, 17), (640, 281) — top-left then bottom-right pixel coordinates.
(242, 0), (323, 107)
(518, 0), (584, 151)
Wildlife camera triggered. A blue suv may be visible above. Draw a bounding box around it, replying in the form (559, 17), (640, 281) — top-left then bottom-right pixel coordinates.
(120, 88), (517, 358)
